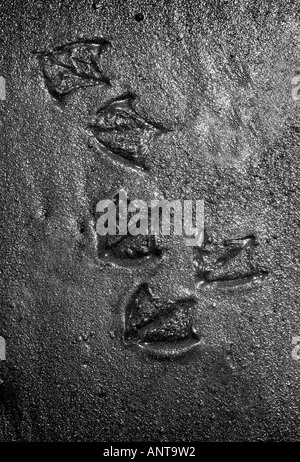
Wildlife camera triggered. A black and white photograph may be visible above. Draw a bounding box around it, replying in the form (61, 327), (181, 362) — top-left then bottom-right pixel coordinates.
(1, 0), (300, 447)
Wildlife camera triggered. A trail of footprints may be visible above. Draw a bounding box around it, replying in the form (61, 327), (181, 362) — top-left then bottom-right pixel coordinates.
(36, 40), (269, 355)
